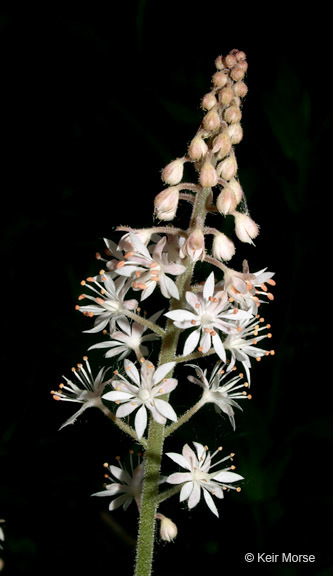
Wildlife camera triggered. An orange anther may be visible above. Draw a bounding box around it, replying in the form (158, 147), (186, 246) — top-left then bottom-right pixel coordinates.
(116, 261), (126, 269)
(78, 294), (86, 301)
(125, 251), (134, 259)
(52, 394), (61, 401)
(267, 293), (274, 301)
(267, 278), (276, 286)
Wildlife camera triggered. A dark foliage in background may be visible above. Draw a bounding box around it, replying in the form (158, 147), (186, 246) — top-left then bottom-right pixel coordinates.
(0, 4), (331, 575)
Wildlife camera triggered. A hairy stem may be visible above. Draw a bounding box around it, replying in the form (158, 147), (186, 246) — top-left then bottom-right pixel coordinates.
(134, 187), (211, 576)
(164, 398), (205, 437)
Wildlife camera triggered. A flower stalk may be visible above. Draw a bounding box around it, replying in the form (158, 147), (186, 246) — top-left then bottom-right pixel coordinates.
(55, 49), (275, 576)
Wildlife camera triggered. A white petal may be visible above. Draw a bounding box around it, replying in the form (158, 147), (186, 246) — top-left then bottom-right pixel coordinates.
(154, 398), (177, 422)
(203, 272), (215, 301)
(115, 402), (138, 418)
(166, 452), (192, 471)
(203, 487), (219, 517)
(102, 391), (133, 402)
(109, 494), (128, 510)
(188, 482), (201, 509)
(183, 329), (201, 356)
(212, 333), (226, 362)
(213, 470), (244, 483)
(167, 472), (192, 485)
(153, 362), (176, 384)
(109, 465), (132, 484)
(180, 481), (194, 502)
(165, 310), (197, 322)
(123, 359), (141, 385)
(134, 405), (148, 439)
(130, 232), (151, 258)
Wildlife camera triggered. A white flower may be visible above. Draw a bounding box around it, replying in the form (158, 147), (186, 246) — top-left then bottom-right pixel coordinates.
(187, 362), (251, 429)
(103, 360), (178, 439)
(52, 357), (111, 429)
(166, 442), (243, 517)
(114, 233), (186, 301)
(165, 272), (252, 362)
(76, 274), (138, 333)
(88, 312), (161, 361)
(224, 315), (274, 383)
(221, 263), (275, 313)
(92, 453), (144, 511)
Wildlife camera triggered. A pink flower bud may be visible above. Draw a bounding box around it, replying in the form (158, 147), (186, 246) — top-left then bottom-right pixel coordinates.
(202, 108), (220, 132)
(188, 135), (208, 160)
(224, 53), (237, 68)
(199, 161), (218, 188)
(233, 211), (259, 244)
(212, 132), (232, 157)
(228, 178), (243, 204)
(215, 55), (225, 70)
(180, 229), (205, 262)
(230, 65), (246, 82)
(212, 71), (228, 88)
(227, 123), (243, 144)
(212, 232), (236, 261)
(223, 105), (242, 124)
(161, 158), (185, 185)
(216, 186), (238, 215)
(235, 50), (247, 62)
(154, 186), (179, 221)
(233, 81), (248, 97)
(218, 86), (234, 106)
(216, 153), (238, 181)
(201, 92), (217, 111)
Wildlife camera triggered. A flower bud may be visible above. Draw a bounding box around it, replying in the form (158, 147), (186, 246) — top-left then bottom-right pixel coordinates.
(228, 178), (243, 204)
(235, 50), (247, 62)
(199, 161), (218, 188)
(161, 158), (185, 185)
(215, 55), (225, 70)
(223, 105), (242, 124)
(212, 232), (236, 261)
(230, 65), (246, 81)
(216, 186), (238, 215)
(154, 186), (179, 221)
(212, 71), (228, 88)
(216, 153), (238, 181)
(224, 53), (237, 68)
(218, 86), (234, 106)
(233, 81), (248, 98)
(201, 92), (217, 111)
(188, 135), (208, 161)
(157, 514), (178, 543)
(212, 132), (232, 157)
(233, 211), (259, 244)
(202, 108), (220, 132)
(180, 229), (205, 262)
(227, 123), (243, 144)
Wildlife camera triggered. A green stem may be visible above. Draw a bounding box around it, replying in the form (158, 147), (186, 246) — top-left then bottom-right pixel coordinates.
(104, 407), (148, 448)
(134, 187), (211, 576)
(122, 309), (165, 337)
(164, 398), (205, 437)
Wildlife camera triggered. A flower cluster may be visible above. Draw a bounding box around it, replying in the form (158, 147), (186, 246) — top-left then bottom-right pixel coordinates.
(55, 49), (275, 561)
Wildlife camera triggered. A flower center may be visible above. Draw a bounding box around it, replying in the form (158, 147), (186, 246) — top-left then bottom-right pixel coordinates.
(192, 468), (209, 483)
(200, 312), (214, 327)
(138, 388), (151, 402)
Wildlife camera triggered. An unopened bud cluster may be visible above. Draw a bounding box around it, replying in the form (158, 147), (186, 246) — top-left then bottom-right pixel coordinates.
(155, 49), (259, 261)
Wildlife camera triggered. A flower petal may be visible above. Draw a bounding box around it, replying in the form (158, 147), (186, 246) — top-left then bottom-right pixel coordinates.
(213, 471), (244, 483)
(203, 272), (215, 301)
(154, 398), (177, 422)
(153, 362), (176, 385)
(134, 405), (148, 439)
(183, 329), (201, 355)
(188, 482), (201, 509)
(166, 452), (192, 471)
(203, 487), (219, 517)
(180, 481), (194, 502)
(167, 472), (192, 485)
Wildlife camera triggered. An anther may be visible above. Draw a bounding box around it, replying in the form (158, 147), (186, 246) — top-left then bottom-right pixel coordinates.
(256, 356), (261, 362)
(267, 278), (276, 286)
(103, 462), (109, 467)
(80, 280), (86, 286)
(116, 261), (126, 269)
(236, 487), (241, 492)
(191, 320), (197, 325)
(78, 294), (86, 301)
(267, 293), (274, 301)
(247, 394), (252, 400)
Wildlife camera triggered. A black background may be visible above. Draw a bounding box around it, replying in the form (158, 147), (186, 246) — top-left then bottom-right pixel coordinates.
(0, 3), (331, 575)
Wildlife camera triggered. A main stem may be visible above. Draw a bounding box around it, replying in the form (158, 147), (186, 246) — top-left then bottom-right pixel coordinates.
(134, 186), (211, 576)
